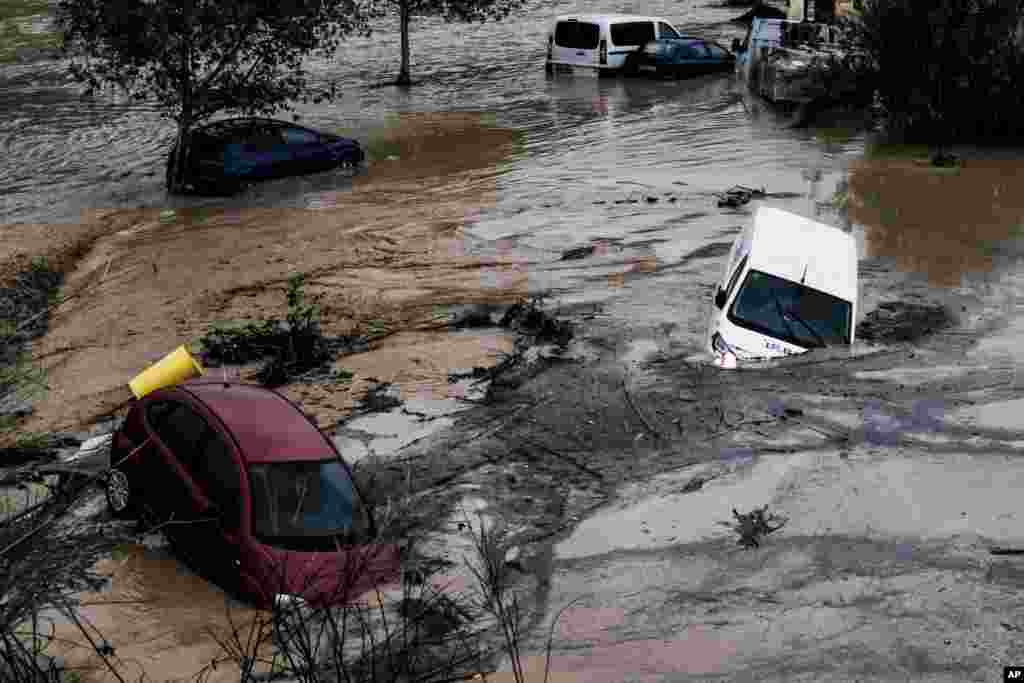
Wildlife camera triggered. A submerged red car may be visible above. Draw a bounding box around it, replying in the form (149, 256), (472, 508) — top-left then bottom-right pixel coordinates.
(106, 379), (399, 609)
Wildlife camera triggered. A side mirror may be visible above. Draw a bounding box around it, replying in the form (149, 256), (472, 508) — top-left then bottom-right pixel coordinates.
(714, 289), (728, 309)
(731, 38), (741, 53)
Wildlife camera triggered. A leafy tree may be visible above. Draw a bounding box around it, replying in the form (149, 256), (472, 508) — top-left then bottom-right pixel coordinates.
(56, 0), (371, 192)
(846, 0), (1024, 143)
(367, 0), (528, 86)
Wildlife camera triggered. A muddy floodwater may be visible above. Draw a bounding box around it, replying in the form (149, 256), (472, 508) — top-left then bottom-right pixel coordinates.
(7, 0), (1024, 680)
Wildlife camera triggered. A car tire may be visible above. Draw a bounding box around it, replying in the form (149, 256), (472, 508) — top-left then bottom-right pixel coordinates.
(105, 467), (135, 518)
(623, 54), (641, 77)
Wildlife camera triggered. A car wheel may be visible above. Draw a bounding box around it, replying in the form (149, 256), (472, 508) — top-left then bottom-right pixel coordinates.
(105, 467), (135, 518)
(623, 54), (641, 77)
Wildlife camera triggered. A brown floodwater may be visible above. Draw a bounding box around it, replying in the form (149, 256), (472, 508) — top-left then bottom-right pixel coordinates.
(50, 544), (269, 682)
(848, 153), (1024, 286)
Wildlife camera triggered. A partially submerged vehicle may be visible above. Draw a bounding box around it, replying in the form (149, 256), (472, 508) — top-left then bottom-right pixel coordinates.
(106, 378), (398, 608)
(167, 117), (364, 195)
(707, 206), (857, 366)
(733, 17), (869, 104)
(545, 15), (733, 79)
(623, 37), (735, 79)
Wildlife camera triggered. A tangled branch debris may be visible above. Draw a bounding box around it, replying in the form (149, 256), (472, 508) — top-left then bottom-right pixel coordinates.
(715, 185), (766, 208)
(499, 296), (573, 348)
(721, 505), (788, 548)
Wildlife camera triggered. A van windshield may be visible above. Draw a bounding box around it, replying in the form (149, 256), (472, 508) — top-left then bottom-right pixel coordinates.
(728, 270), (851, 348)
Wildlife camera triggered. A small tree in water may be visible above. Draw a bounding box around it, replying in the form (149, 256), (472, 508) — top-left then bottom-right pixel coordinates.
(56, 0), (371, 193)
(367, 0), (527, 86)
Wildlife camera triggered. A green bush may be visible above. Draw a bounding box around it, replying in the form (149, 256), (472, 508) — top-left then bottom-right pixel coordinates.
(848, 0), (1024, 142)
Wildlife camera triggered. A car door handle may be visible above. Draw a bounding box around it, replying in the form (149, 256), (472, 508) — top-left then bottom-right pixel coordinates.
(577, 51), (585, 55)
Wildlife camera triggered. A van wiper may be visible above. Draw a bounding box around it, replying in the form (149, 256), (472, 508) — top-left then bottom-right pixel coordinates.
(773, 295), (799, 341)
(784, 306), (828, 348)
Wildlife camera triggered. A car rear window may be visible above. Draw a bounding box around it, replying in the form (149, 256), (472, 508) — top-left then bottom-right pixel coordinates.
(658, 22), (680, 39)
(281, 127), (320, 145)
(610, 21), (655, 46)
(554, 21), (600, 49)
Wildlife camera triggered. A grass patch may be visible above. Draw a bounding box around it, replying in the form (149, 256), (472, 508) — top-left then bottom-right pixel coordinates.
(0, 0), (59, 63)
(364, 135), (403, 161)
(0, 0), (49, 23)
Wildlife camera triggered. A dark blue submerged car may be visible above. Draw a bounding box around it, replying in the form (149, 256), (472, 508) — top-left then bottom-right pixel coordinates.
(623, 37), (736, 79)
(167, 118), (364, 195)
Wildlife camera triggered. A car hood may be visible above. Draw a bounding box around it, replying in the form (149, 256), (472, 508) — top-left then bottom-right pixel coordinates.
(259, 541), (401, 608)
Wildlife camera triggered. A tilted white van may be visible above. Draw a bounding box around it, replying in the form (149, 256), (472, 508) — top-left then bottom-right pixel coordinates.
(707, 206), (858, 367)
(545, 14), (687, 75)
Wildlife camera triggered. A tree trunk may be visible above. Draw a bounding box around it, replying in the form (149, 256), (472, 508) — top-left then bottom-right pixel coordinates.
(397, 0), (412, 86)
(168, 0), (194, 193)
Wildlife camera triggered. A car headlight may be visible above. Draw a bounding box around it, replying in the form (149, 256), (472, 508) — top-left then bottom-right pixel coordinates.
(712, 332), (732, 355)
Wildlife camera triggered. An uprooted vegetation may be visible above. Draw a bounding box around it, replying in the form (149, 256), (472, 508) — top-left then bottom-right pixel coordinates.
(0, 257), (62, 439)
(448, 296), (575, 393)
(0, 465), (122, 681)
(721, 505), (788, 549)
(198, 274), (357, 387)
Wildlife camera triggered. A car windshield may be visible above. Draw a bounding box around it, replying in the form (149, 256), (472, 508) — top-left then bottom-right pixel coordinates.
(249, 459), (366, 541)
(728, 269), (851, 348)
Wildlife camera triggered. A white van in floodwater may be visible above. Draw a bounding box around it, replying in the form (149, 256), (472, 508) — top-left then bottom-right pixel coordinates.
(707, 206), (857, 367)
(545, 14), (686, 75)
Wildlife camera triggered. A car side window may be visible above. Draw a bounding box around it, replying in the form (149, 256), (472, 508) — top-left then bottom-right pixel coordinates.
(246, 125), (284, 152)
(658, 22), (680, 39)
(610, 21), (655, 46)
(194, 432), (243, 528)
(145, 401), (177, 432)
(677, 41), (708, 59)
(281, 126), (320, 145)
(151, 402), (207, 475)
(725, 254), (749, 300)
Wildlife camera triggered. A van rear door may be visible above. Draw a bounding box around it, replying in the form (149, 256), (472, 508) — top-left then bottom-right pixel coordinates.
(553, 19), (601, 69)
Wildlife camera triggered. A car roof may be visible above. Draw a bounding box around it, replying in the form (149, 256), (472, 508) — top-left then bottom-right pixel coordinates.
(176, 380), (335, 464)
(196, 117), (317, 136)
(554, 14), (671, 25)
(747, 206), (857, 303)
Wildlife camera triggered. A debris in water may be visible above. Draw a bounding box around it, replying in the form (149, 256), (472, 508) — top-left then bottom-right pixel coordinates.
(715, 185), (766, 208)
(681, 476), (707, 493)
(359, 381), (403, 413)
(857, 301), (952, 343)
(721, 505), (787, 548)
(499, 297), (573, 348)
(561, 246), (596, 261)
